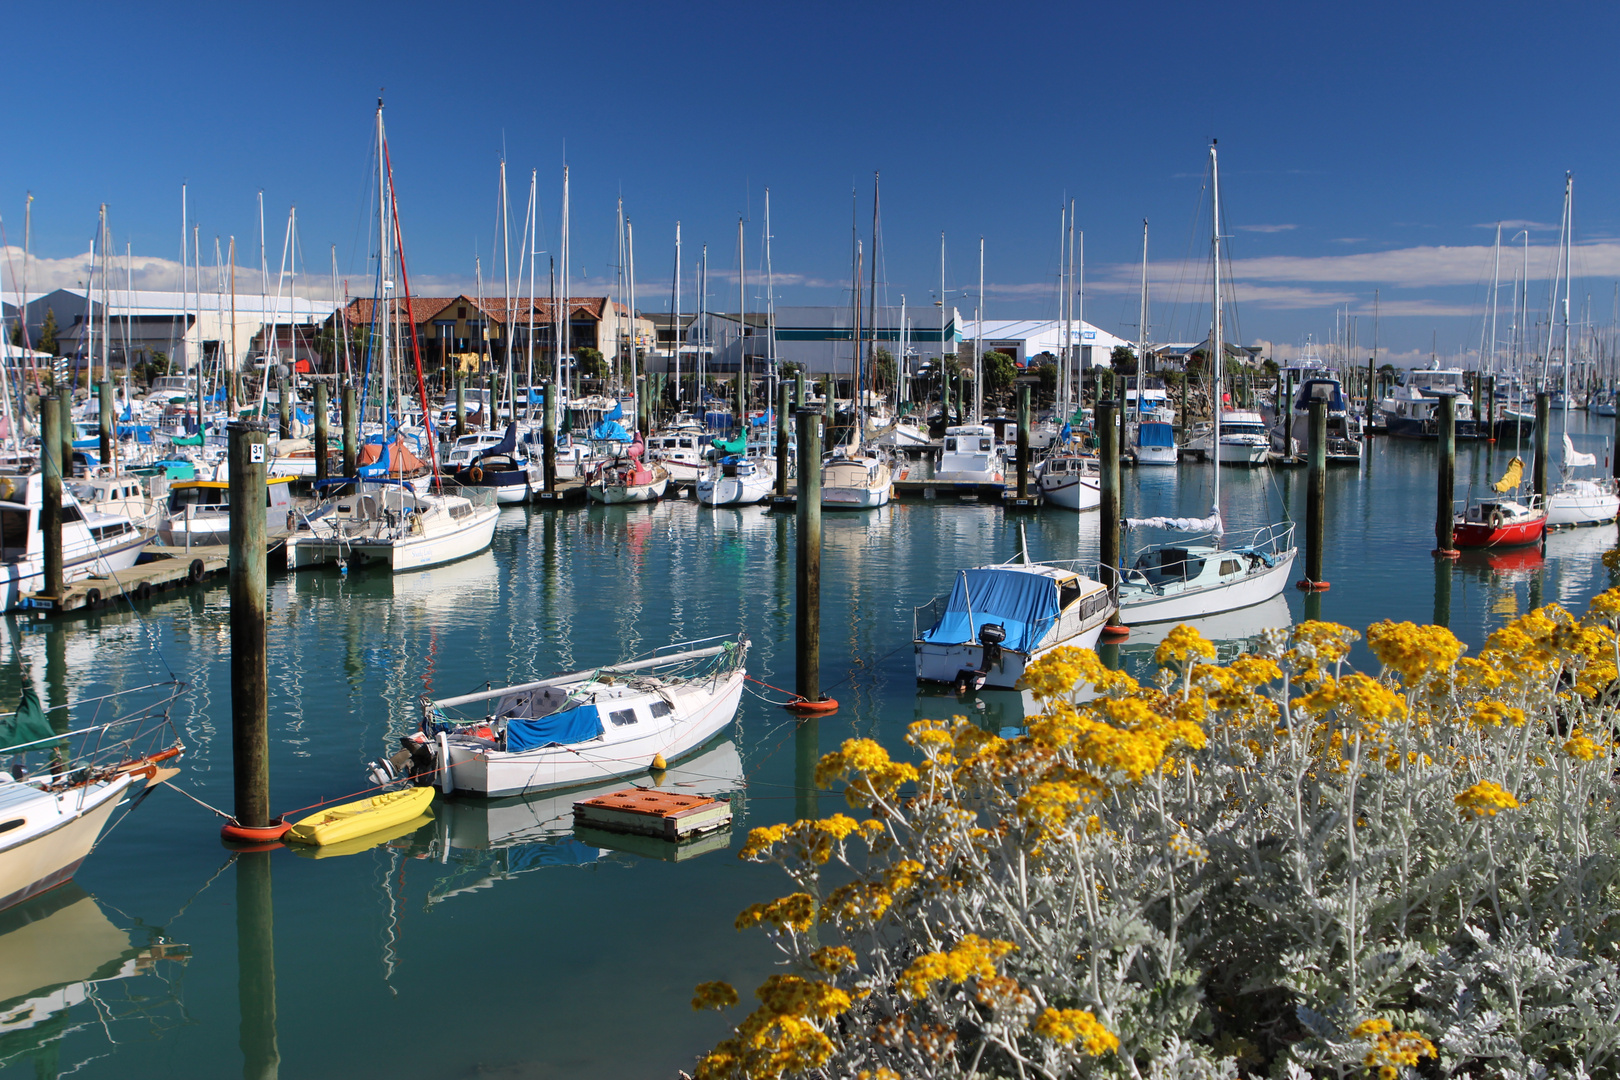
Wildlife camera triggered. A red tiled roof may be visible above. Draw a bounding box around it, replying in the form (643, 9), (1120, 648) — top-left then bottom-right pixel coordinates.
(342, 295), (620, 326)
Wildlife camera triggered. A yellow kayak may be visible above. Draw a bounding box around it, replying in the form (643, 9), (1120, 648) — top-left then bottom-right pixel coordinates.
(284, 786), (436, 847)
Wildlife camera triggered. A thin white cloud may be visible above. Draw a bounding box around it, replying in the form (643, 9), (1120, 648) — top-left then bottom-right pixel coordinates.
(1472, 220), (1557, 231)
(1237, 224), (1296, 234)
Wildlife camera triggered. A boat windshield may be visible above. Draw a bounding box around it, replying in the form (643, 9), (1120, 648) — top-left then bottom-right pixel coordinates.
(1133, 547), (1206, 583)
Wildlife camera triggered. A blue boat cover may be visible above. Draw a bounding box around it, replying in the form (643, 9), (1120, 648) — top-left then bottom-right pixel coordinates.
(590, 419), (632, 442)
(1138, 422), (1175, 447)
(356, 440), (391, 479)
(919, 568), (1060, 654)
(505, 702), (604, 752)
(476, 422), (519, 462)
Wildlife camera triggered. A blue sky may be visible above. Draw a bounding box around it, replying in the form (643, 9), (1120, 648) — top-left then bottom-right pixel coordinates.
(6, 1), (1619, 364)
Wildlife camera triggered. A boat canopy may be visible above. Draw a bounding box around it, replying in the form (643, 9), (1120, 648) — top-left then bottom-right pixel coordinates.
(1137, 422), (1175, 448)
(919, 568), (1059, 654)
(505, 703), (604, 752)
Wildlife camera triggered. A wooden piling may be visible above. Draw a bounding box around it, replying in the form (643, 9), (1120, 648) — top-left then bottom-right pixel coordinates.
(1365, 354), (1375, 429)
(341, 384), (357, 478)
(1098, 399), (1124, 635)
(776, 383), (791, 498)
(542, 379), (557, 493)
(1299, 397), (1330, 589)
(1534, 391), (1550, 499)
(97, 380), (113, 467)
(795, 410), (823, 704)
(1016, 385), (1031, 497)
(229, 420), (271, 829)
(823, 376), (836, 433)
(794, 372), (806, 412)
(41, 394), (63, 597)
(277, 376), (291, 439)
(1434, 394), (1459, 557)
(58, 394), (72, 480)
(1486, 375), (1497, 442)
(313, 381), (329, 482)
(454, 374), (467, 438)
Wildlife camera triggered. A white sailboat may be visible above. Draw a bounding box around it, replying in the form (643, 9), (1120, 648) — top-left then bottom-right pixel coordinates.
(1544, 174), (1619, 529)
(1117, 142), (1298, 627)
(696, 454), (771, 506)
(821, 443), (893, 508)
(1035, 446), (1100, 510)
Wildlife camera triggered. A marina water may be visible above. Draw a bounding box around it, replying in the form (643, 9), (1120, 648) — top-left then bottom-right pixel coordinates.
(5, 413), (1617, 1078)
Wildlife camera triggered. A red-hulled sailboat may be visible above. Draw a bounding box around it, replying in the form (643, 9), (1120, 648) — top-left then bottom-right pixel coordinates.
(1452, 456), (1547, 548)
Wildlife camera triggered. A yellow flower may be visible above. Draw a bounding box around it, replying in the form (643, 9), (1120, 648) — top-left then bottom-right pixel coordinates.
(1467, 699), (1526, 729)
(816, 739), (919, 808)
(1366, 621), (1464, 683)
(736, 892), (816, 933)
(1019, 646), (1112, 699)
(691, 980), (739, 1011)
(1361, 1023), (1436, 1076)
(1563, 728), (1601, 762)
(808, 946), (856, 973)
(1031, 1008), (1119, 1054)
(1455, 780), (1519, 817)
(896, 934), (1016, 999)
(1156, 624), (1216, 666)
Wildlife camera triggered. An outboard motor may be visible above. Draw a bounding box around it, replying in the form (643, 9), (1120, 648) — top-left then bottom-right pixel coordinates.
(977, 622), (1007, 674)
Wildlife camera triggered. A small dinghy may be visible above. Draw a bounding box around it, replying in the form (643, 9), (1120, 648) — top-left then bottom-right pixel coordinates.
(284, 786), (436, 847)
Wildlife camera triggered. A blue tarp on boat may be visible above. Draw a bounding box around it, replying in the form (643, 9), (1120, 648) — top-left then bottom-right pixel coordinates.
(918, 568), (1060, 654)
(590, 420), (633, 442)
(1137, 422), (1175, 447)
(505, 702), (604, 752)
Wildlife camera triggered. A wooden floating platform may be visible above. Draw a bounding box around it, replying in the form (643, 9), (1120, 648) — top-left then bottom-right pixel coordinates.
(572, 823), (734, 862)
(572, 787), (733, 842)
(533, 478), (590, 506)
(22, 544), (232, 616)
(1002, 492), (1043, 510)
(894, 478), (1006, 501)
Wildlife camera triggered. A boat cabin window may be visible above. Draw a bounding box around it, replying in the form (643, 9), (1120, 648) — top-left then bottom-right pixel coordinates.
(978, 438), (992, 451)
(170, 487), (228, 511)
(609, 707), (638, 727)
(1058, 578), (1084, 610)
(649, 700), (673, 718)
(0, 818), (23, 835)
(945, 438), (956, 451)
(1135, 548), (1204, 583)
(61, 505), (83, 523)
(1220, 559), (1241, 576)
(0, 509), (25, 548)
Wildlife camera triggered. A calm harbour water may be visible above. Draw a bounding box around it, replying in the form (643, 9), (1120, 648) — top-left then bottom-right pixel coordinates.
(4, 411), (1618, 1078)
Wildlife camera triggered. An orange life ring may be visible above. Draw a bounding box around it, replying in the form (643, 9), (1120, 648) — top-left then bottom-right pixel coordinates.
(469, 465), (484, 483)
(220, 817), (290, 843)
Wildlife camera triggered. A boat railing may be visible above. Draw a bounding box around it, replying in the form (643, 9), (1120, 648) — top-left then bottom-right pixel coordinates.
(2, 680), (187, 787)
(912, 595), (947, 640)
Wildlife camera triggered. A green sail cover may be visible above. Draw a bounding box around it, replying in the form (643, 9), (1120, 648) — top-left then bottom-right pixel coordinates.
(0, 687), (60, 752)
(713, 435), (746, 454)
(171, 433), (204, 446)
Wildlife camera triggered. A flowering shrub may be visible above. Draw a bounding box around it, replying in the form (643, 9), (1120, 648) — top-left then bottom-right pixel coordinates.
(691, 594), (1620, 1079)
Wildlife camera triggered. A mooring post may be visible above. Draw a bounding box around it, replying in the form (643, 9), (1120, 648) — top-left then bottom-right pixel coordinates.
(236, 851), (280, 1080)
(776, 383), (791, 498)
(541, 380), (557, 493)
(1613, 384), (1620, 483)
(454, 373), (467, 438)
(1300, 396), (1329, 589)
(313, 381), (330, 482)
(1534, 391), (1550, 500)
(97, 379), (113, 468)
(1486, 375), (1496, 442)
(41, 393), (63, 598)
(341, 384), (357, 478)
(1016, 385), (1031, 497)
(58, 394), (73, 480)
(1098, 398), (1125, 636)
(1365, 354), (1376, 431)
(823, 376), (837, 435)
(229, 420), (271, 829)
(795, 409), (823, 703)
(275, 376), (290, 439)
(794, 372), (807, 412)
(1435, 394), (1458, 557)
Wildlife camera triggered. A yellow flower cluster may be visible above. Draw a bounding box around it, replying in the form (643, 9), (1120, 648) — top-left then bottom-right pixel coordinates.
(808, 946), (856, 973)
(1288, 621), (1361, 681)
(1563, 728), (1601, 762)
(1030, 1007), (1120, 1055)
(1454, 780), (1519, 818)
(1366, 620), (1464, 683)
(692, 980), (740, 1011)
(1352, 1017), (1436, 1080)
(1467, 699), (1526, 729)
(1293, 674), (1408, 724)
(735, 892), (816, 933)
(737, 815), (885, 864)
(693, 975), (854, 1080)
(896, 934), (1017, 999)
(815, 739), (920, 809)
(1019, 645), (1116, 699)
(1156, 624), (1217, 666)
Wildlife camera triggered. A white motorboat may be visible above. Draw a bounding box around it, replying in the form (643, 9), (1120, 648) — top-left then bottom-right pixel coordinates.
(821, 444), (893, 509)
(447, 425), (541, 505)
(645, 426), (711, 485)
(869, 416), (931, 448)
(291, 480), (499, 573)
(1187, 410), (1269, 466)
(0, 684), (183, 911)
(914, 557), (1115, 689)
(697, 455), (772, 507)
(1035, 449), (1100, 510)
(0, 475), (150, 611)
(934, 424), (1007, 484)
(1131, 419), (1179, 465)
(381, 637), (749, 798)
(1117, 522), (1298, 626)
(157, 476), (298, 547)
(1379, 364), (1482, 439)
(68, 473), (164, 532)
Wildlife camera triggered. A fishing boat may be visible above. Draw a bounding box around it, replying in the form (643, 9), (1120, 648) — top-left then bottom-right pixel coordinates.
(646, 424), (713, 485)
(0, 476), (150, 611)
(1117, 142), (1299, 626)
(913, 554), (1115, 690)
(448, 423), (541, 505)
(1034, 447), (1100, 510)
(1379, 365), (1482, 439)
(0, 683), (184, 911)
(157, 476), (297, 547)
(374, 637), (749, 798)
(285, 787), (435, 847)
(696, 455), (771, 507)
(291, 478), (500, 573)
(821, 443), (893, 509)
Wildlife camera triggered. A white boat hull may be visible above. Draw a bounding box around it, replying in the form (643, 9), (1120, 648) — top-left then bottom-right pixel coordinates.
(697, 472), (772, 506)
(0, 776), (131, 911)
(915, 619), (1108, 690)
(587, 476), (669, 504)
(1134, 445), (1178, 466)
(293, 506), (500, 573)
(822, 484), (891, 508)
(1546, 483), (1620, 528)
(1216, 440), (1269, 466)
(0, 531), (150, 613)
(1120, 548), (1297, 625)
(441, 671), (746, 797)
(1037, 473), (1100, 511)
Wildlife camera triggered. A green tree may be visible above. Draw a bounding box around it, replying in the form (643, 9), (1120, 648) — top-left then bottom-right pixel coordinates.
(778, 360), (805, 379)
(1034, 361), (1058, 400)
(38, 308), (58, 356)
(575, 347), (608, 379)
(871, 347), (897, 389)
(982, 350), (1017, 396)
(1110, 344), (1139, 375)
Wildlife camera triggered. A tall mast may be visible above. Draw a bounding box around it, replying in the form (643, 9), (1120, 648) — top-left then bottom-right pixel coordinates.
(500, 159), (513, 419)
(1562, 173), (1573, 432)
(526, 170), (537, 414)
(1210, 141), (1223, 529)
(764, 191), (776, 409)
(974, 237), (984, 422)
(376, 101), (390, 430)
(616, 196), (625, 395)
(699, 244), (707, 400)
(1059, 202), (1069, 418)
(939, 232), (947, 413)
(738, 215), (746, 426)
(673, 222), (681, 410)
(867, 172), (880, 421)
(1138, 217), (1150, 419)
(560, 164), (570, 398)
(627, 217), (637, 427)
(99, 205), (111, 387)
(1486, 223), (1502, 377)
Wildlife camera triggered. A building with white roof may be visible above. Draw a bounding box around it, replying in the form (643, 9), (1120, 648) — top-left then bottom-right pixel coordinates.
(960, 318), (1136, 369)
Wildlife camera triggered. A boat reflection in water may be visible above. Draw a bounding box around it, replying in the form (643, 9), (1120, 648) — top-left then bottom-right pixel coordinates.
(1112, 593), (1294, 681)
(914, 685), (1036, 739)
(408, 738), (745, 906)
(0, 883), (189, 1074)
